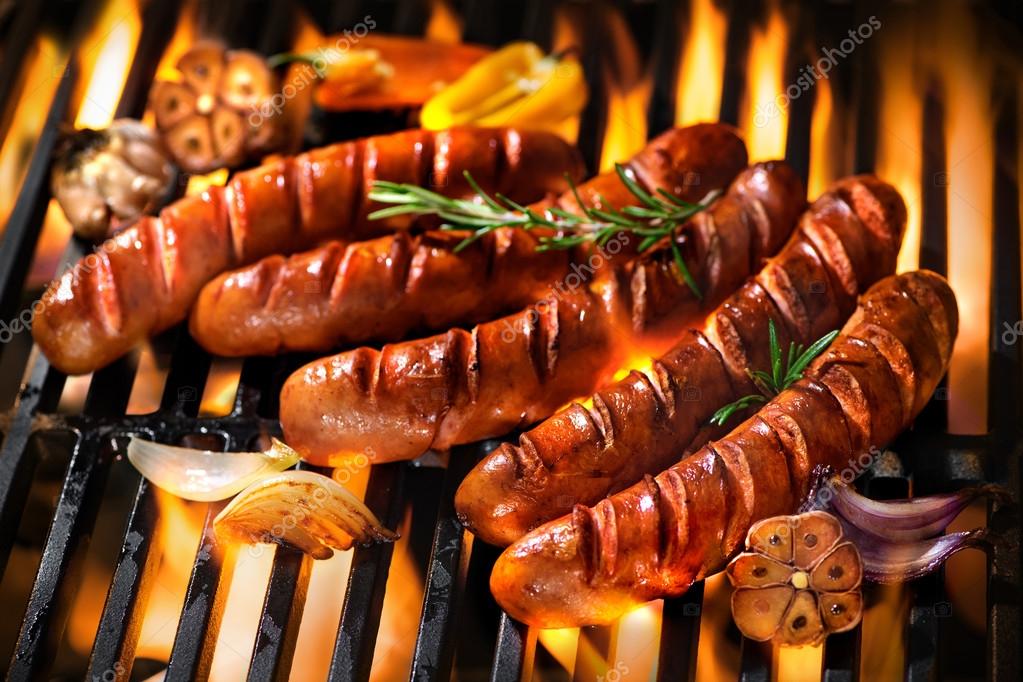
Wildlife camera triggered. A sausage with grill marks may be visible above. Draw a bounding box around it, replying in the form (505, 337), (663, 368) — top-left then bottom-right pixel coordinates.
(279, 161), (804, 465)
(489, 270), (958, 628)
(455, 174), (907, 546)
(31, 127), (584, 375)
(187, 123), (750, 356)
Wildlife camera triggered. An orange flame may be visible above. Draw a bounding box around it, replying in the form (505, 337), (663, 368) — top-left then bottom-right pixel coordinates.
(598, 7), (652, 172)
(806, 75), (837, 199)
(675, 0), (727, 126)
(739, 4), (789, 161)
(425, 0), (463, 44)
(74, 0), (142, 129)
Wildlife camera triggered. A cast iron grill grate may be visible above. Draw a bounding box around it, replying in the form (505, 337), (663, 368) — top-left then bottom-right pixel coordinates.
(0, 1), (1018, 680)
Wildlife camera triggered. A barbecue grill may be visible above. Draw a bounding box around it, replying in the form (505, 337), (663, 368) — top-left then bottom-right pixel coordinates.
(0, 0), (1019, 680)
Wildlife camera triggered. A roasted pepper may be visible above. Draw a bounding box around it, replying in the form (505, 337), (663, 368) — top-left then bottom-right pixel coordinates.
(420, 41), (587, 132)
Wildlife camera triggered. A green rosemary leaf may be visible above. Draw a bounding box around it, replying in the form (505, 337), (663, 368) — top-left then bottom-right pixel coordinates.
(710, 394), (767, 426)
(786, 329), (840, 382)
(614, 163), (660, 209)
(367, 204), (436, 220)
(670, 241), (703, 300)
(768, 320), (783, 390)
(462, 171), (506, 212)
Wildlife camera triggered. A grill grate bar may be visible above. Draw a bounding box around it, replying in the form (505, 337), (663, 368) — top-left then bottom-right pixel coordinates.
(331, 462), (406, 680)
(821, 628), (860, 682)
(738, 638), (772, 682)
(86, 476), (162, 681)
(8, 434), (115, 679)
(165, 501), (236, 682)
(489, 612), (532, 682)
(248, 547), (313, 682)
(986, 72), (1022, 682)
(409, 446), (481, 681)
(657, 581), (705, 682)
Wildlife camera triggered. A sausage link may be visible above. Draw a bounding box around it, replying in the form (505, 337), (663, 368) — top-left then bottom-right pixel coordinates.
(489, 270), (958, 628)
(279, 161), (804, 465)
(31, 128), (584, 375)
(188, 123), (750, 356)
(456, 175), (907, 546)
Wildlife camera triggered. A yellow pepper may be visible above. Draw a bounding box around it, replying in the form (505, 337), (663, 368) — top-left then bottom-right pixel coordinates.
(420, 41), (588, 132)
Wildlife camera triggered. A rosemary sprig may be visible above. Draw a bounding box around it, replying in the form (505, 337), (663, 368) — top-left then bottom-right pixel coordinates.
(709, 321), (840, 427)
(366, 163), (719, 299)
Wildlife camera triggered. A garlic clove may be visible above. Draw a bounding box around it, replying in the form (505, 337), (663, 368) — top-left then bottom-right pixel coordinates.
(809, 542), (863, 593)
(791, 511), (843, 569)
(819, 592), (863, 633)
(747, 516), (795, 563)
(778, 590), (825, 647)
(126, 436), (300, 501)
(727, 552), (795, 588)
(731, 585), (795, 642)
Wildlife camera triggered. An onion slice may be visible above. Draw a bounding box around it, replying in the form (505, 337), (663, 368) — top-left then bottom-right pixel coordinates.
(127, 436), (300, 501)
(213, 470), (398, 560)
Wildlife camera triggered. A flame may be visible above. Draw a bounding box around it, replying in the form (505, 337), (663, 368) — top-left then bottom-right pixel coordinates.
(876, 30), (923, 274)
(776, 643), (823, 680)
(938, 9), (992, 435)
(549, 6), (585, 144)
(537, 627), (580, 675)
(695, 574), (739, 682)
(675, 0), (727, 126)
(806, 76), (836, 199)
(153, 0), (197, 83)
(0, 36), (64, 233)
(134, 488), (208, 661)
(739, 4), (789, 161)
(74, 0), (142, 129)
(598, 7), (652, 172)
(613, 601), (662, 679)
(199, 358), (243, 416)
(425, 0), (463, 44)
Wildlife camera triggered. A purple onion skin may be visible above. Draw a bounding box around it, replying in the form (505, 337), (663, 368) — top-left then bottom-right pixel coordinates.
(828, 479), (1008, 543)
(838, 521), (990, 584)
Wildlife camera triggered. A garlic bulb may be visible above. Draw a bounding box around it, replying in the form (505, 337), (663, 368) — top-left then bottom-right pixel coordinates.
(51, 119), (174, 241)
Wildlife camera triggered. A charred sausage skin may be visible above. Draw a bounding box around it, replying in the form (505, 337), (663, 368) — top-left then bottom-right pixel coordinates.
(188, 123), (750, 356)
(279, 161), (804, 465)
(32, 128), (585, 375)
(490, 270), (958, 628)
(456, 174), (907, 546)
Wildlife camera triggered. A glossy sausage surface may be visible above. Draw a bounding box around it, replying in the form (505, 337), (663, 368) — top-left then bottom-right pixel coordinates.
(490, 270), (958, 628)
(32, 128), (584, 374)
(456, 175), (907, 545)
(279, 161), (804, 465)
(189, 123), (750, 356)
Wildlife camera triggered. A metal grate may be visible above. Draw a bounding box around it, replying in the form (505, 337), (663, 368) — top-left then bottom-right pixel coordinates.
(0, 0), (1020, 680)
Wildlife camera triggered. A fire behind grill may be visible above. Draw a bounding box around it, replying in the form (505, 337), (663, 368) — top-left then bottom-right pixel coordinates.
(0, 0), (1020, 680)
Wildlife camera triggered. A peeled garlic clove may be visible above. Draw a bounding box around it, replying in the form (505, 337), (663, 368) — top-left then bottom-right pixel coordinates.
(778, 590), (825, 647)
(791, 511), (843, 569)
(829, 477), (1008, 543)
(731, 585), (794, 642)
(127, 436), (300, 501)
(819, 592), (863, 633)
(809, 542), (863, 593)
(727, 552), (795, 588)
(747, 516), (795, 563)
(214, 470), (398, 560)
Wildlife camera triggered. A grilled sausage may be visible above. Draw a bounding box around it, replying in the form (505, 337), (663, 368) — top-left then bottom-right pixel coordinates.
(456, 175), (907, 546)
(188, 123), (750, 356)
(490, 270), (958, 628)
(279, 161), (805, 465)
(31, 127), (584, 375)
